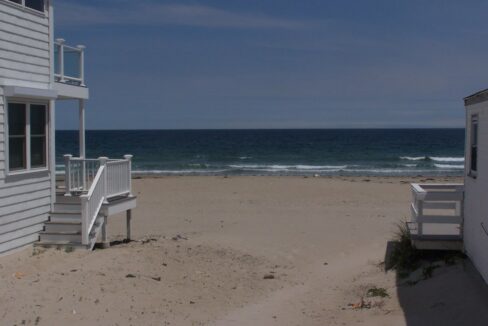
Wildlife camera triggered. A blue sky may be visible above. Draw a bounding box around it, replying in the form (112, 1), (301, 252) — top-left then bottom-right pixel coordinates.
(55, 0), (488, 129)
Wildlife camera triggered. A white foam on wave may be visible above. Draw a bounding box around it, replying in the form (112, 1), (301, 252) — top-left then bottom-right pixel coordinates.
(434, 164), (464, 169)
(133, 169), (228, 174)
(229, 164), (347, 171)
(400, 156), (426, 161)
(344, 168), (428, 173)
(400, 156), (465, 163)
(430, 157), (464, 162)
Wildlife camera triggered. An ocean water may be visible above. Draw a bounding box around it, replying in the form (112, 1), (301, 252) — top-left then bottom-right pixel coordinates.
(56, 129), (465, 176)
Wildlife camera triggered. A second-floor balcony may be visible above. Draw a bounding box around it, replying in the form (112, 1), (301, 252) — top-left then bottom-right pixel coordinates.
(54, 38), (85, 87)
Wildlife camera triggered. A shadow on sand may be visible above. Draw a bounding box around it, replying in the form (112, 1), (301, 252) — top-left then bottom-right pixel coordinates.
(385, 241), (488, 326)
(92, 239), (132, 250)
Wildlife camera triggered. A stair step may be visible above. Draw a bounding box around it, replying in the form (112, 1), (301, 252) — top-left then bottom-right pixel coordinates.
(40, 231), (82, 243)
(44, 221), (81, 233)
(39, 210), (105, 250)
(51, 211), (81, 215)
(53, 205), (81, 213)
(55, 196), (83, 205)
(49, 212), (81, 223)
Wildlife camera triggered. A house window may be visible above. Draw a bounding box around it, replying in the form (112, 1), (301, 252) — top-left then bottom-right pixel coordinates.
(7, 101), (48, 172)
(7, 0), (45, 12)
(469, 114), (478, 176)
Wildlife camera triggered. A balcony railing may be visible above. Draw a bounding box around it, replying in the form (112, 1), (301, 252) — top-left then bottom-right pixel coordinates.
(408, 183), (464, 241)
(63, 155), (132, 198)
(54, 39), (85, 87)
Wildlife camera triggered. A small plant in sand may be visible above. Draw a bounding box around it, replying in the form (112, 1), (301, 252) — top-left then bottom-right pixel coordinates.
(443, 251), (466, 266)
(32, 247), (45, 256)
(389, 222), (420, 278)
(388, 222), (467, 281)
(422, 264), (440, 280)
(64, 246), (74, 253)
(366, 287), (389, 298)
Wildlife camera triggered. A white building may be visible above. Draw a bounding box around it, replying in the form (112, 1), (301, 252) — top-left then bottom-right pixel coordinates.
(408, 88), (488, 282)
(0, 0), (136, 254)
(461, 89), (488, 281)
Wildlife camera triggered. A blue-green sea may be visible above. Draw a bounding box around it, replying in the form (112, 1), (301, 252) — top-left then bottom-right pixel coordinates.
(56, 129), (465, 176)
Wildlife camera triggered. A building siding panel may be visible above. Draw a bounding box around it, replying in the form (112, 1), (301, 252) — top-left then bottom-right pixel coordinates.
(0, 84), (51, 253)
(0, 2), (51, 88)
(0, 233), (39, 255)
(0, 213), (47, 235)
(0, 223), (43, 245)
(0, 3), (54, 254)
(0, 205), (50, 226)
(464, 102), (488, 283)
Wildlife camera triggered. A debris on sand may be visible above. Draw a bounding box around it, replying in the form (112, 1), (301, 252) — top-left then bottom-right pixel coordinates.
(263, 274), (275, 280)
(172, 235), (188, 241)
(140, 238), (158, 244)
(348, 298), (371, 310)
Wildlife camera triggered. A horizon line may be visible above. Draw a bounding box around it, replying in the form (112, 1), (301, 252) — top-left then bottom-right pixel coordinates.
(56, 127), (465, 131)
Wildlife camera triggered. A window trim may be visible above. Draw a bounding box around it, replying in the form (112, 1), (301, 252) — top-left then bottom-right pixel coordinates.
(468, 114), (479, 179)
(5, 98), (49, 176)
(3, 0), (47, 16)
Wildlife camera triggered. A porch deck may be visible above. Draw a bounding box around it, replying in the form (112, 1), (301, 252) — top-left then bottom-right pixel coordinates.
(38, 155), (136, 250)
(408, 183), (464, 250)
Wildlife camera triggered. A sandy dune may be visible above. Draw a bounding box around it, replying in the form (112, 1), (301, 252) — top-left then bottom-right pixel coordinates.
(2, 176), (488, 325)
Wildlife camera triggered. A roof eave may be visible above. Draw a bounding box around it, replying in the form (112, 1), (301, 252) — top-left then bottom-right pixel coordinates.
(464, 88), (488, 106)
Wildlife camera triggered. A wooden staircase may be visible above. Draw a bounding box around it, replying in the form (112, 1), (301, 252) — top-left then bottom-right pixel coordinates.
(36, 198), (105, 250)
(36, 155), (137, 251)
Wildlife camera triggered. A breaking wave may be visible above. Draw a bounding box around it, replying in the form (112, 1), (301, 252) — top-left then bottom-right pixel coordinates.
(434, 164), (464, 169)
(400, 156), (464, 162)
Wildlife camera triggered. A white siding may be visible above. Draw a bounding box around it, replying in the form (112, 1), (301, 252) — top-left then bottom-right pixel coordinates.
(0, 86), (51, 254)
(0, 2), (51, 89)
(464, 102), (488, 282)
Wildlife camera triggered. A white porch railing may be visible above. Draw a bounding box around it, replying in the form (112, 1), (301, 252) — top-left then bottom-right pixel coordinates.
(63, 155), (133, 197)
(64, 155), (100, 194)
(409, 183), (464, 240)
(106, 158), (132, 198)
(63, 155), (133, 245)
(54, 39), (85, 86)
(80, 165), (106, 244)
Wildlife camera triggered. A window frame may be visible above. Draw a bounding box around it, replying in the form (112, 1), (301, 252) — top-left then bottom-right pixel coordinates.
(5, 99), (49, 176)
(4, 0), (46, 15)
(468, 114), (479, 178)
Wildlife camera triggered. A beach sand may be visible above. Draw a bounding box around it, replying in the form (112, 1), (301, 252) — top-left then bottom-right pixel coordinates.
(2, 176), (488, 325)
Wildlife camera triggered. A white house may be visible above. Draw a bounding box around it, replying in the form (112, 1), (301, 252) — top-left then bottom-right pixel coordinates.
(0, 0), (136, 254)
(408, 88), (488, 282)
(462, 89), (488, 281)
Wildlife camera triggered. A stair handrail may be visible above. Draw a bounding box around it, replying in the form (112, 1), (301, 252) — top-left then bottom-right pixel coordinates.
(72, 155), (133, 245)
(80, 160), (107, 245)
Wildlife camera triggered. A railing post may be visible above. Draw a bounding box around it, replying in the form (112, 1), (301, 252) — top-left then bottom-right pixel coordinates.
(77, 45), (86, 87)
(64, 154), (72, 196)
(99, 157), (109, 202)
(81, 196), (89, 245)
(124, 154), (133, 196)
(417, 199), (424, 237)
(56, 38), (65, 82)
(459, 191), (465, 237)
